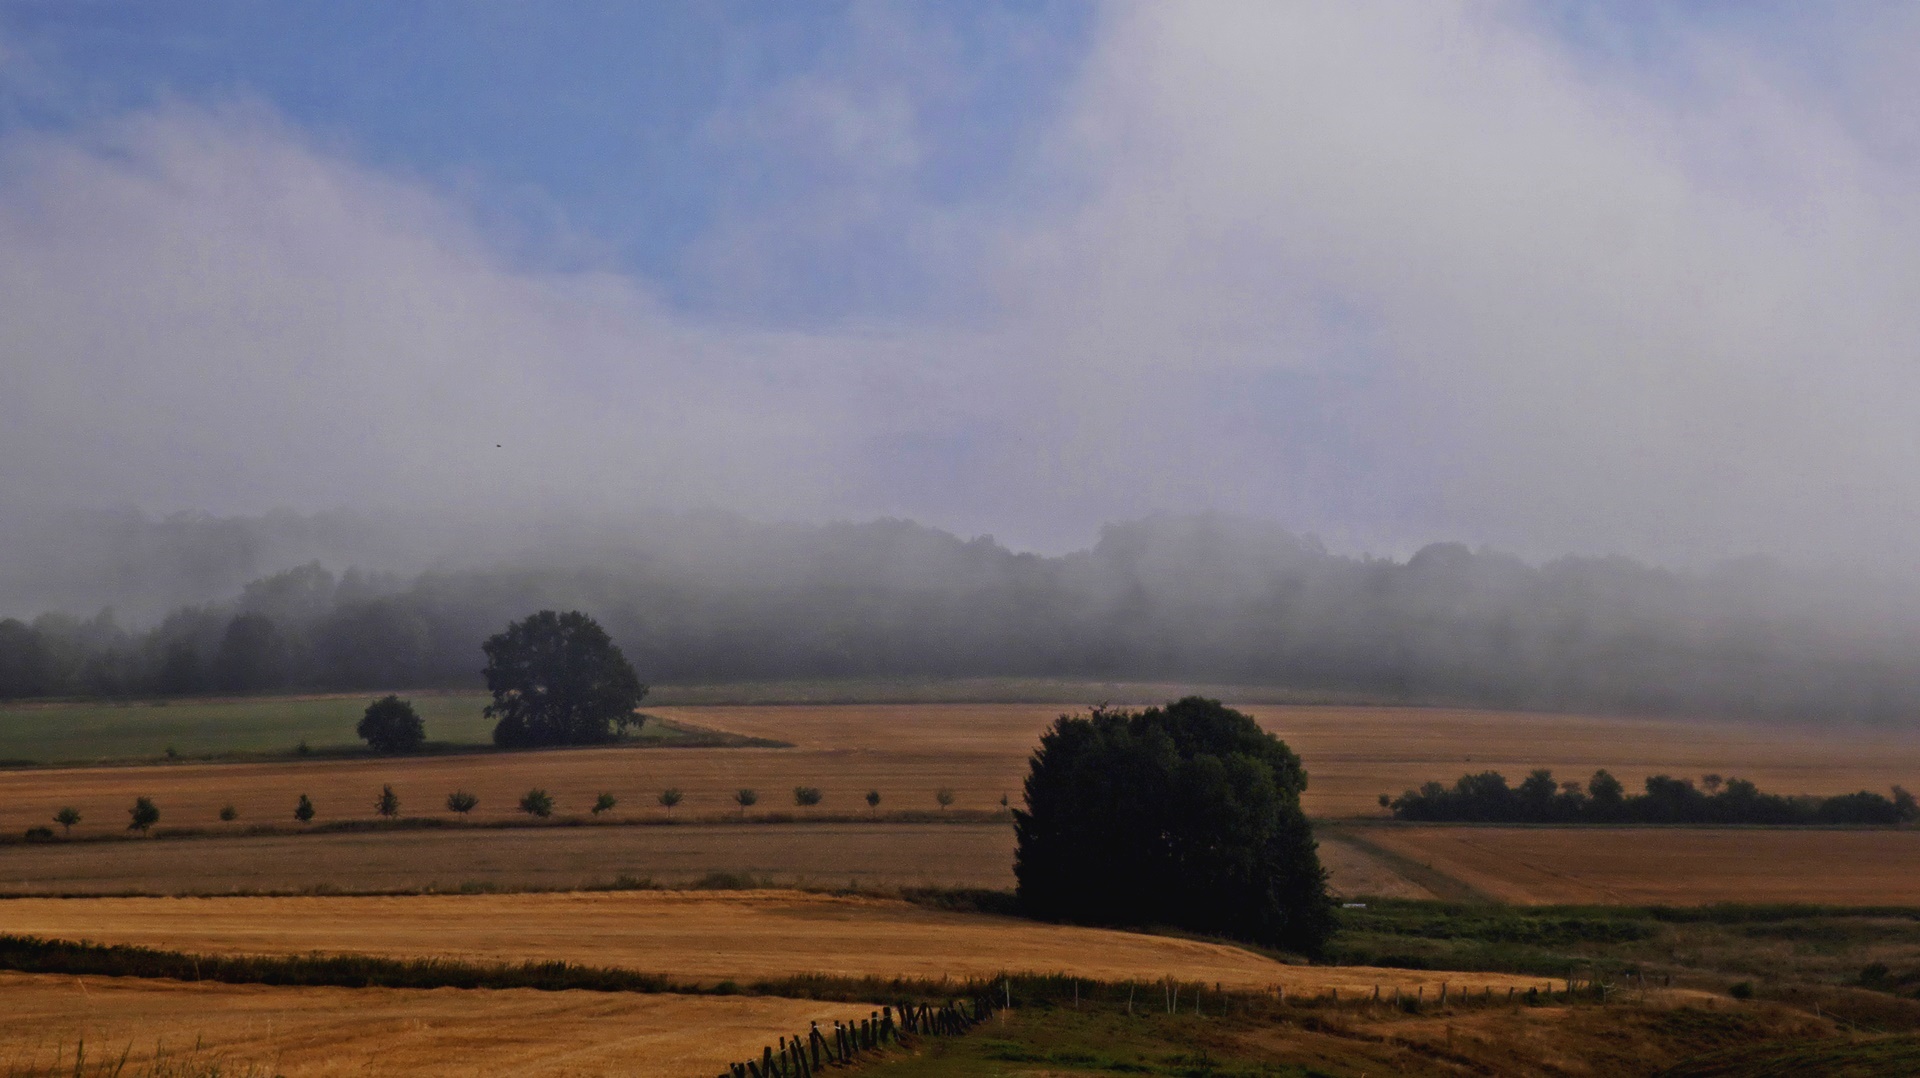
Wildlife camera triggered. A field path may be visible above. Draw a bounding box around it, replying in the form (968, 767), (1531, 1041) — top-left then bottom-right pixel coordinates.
(0, 889), (1546, 994)
(0, 971), (870, 1078)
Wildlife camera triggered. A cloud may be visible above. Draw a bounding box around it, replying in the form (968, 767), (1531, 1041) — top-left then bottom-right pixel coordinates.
(3, 4), (1919, 570)
(0, 103), (923, 524)
(988, 2), (1920, 564)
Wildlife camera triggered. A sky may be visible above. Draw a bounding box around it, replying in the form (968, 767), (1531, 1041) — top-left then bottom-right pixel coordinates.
(0, 1), (1916, 567)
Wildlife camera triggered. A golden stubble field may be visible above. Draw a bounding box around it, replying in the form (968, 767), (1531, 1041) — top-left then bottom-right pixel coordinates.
(6, 703), (1918, 839)
(0, 889), (1545, 995)
(1359, 826), (1920, 905)
(0, 971), (872, 1078)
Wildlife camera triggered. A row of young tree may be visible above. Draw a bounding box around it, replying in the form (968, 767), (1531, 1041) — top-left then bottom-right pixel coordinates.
(34, 782), (983, 840)
(1385, 769), (1920, 825)
(8, 513), (1920, 724)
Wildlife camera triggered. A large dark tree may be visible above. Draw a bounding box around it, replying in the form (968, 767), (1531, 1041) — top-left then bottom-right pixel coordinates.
(1014, 696), (1334, 955)
(357, 694), (425, 754)
(482, 610), (646, 748)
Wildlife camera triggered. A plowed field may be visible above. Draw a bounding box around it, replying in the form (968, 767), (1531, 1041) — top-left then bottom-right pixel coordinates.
(1359, 826), (1920, 905)
(0, 889), (1544, 994)
(0, 971), (868, 1078)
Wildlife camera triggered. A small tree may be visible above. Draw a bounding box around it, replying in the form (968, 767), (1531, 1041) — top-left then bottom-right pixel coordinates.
(376, 784), (400, 818)
(128, 796), (159, 834)
(218, 804), (238, 822)
(935, 787), (955, 811)
(592, 792), (618, 815)
(794, 786), (822, 809)
(1702, 773), (1725, 795)
(520, 788), (554, 818)
(358, 695), (426, 754)
(658, 788), (683, 817)
(54, 807), (80, 835)
(732, 788), (758, 817)
(865, 789), (881, 814)
(446, 790), (479, 815)
(295, 794), (315, 823)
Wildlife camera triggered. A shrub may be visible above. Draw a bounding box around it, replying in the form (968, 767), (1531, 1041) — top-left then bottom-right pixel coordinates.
(935, 787), (955, 811)
(793, 786), (822, 808)
(592, 792), (618, 815)
(1730, 981), (1755, 1000)
(127, 796), (160, 834)
(732, 788), (758, 816)
(294, 794), (315, 823)
(446, 790), (479, 814)
(218, 804), (238, 822)
(865, 790), (881, 813)
(376, 784), (400, 818)
(658, 788), (683, 816)
(358, 695), (425, 754)
(519, 788), (554, 818)
(53, 807), (80, 834)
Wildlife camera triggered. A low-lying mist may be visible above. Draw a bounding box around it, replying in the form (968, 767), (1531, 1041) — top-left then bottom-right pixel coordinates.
(2, 509), (1916, 725)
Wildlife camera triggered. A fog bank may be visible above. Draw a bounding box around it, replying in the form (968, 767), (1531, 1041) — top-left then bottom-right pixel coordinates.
(4, 511), (1917, 725)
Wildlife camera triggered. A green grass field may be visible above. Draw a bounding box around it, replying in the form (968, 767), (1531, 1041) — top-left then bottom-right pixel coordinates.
(0, 693), (496, 764)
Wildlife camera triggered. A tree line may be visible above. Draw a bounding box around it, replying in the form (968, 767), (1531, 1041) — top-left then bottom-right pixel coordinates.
(1385, 769), (1920, 825)
(5, 512), (1920, 723)
(32, 780), (966, 840)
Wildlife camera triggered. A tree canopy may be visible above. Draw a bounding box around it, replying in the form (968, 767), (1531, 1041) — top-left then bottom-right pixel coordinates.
(356, 694), (425, 753)
(1014, 696), (1333, 955)
(1389, 768), (1920, 826)
(482, 610), (645, 748)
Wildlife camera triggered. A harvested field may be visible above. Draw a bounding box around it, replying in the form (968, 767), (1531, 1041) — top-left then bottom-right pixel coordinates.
(8, 702), (1920, 837)
(0, 822), (1018, 895)
(0, 820), (1411, 899)
(1359, 826), (1920, 905)
(0, 889), (1545, 993)
(0, 971), (868, 1078)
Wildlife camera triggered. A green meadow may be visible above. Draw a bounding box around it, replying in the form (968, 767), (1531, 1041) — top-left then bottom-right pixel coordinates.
(0, 693), (495, 764)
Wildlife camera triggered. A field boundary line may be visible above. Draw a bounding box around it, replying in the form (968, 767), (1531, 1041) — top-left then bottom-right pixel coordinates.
(1317, 825), (1494, 904)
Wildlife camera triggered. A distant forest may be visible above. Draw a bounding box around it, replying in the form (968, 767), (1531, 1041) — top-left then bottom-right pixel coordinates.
(1, 511), (1918, 723)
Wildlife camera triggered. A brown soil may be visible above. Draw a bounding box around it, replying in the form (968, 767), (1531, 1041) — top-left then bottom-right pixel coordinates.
(1360, 826), (1920, 905)
(0, 889), (1546, 994)
(0, 971), (872, 1077)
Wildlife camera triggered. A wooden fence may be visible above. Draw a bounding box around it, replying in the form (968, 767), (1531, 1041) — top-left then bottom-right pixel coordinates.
(716, 996), (992, 1078)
